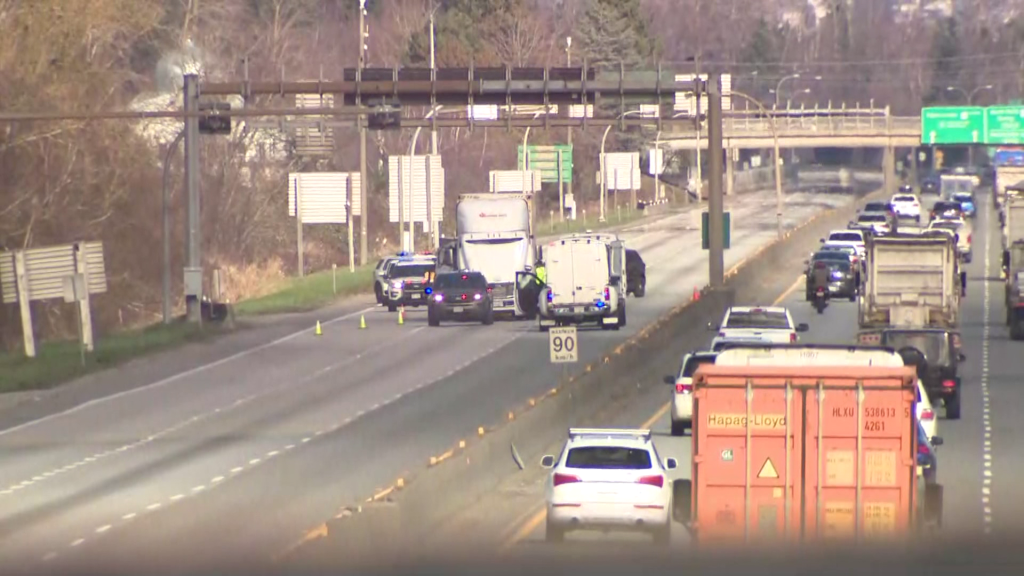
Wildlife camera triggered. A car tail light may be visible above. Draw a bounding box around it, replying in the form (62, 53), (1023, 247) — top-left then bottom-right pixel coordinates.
(553, 473), (581, 486)
(637, 475), (664, 488)
(486, 287), (493, 293)
(433, 294), (444, 302)
(921, 409), (935, 421)
(918, 442), (931, 456)
(603, 287), (610, 301)
(473, 293), (482, 300)
(461, 293), (467, 301)
(675, 383), (692, 394)
(968, 234), (972, 244)
(790, 332), (797, 343)
(942, 379), (956, 388)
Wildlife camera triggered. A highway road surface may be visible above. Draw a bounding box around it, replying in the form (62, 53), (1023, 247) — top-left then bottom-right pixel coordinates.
(0, 188), (855, 573)
(439, 189), (1011, 552)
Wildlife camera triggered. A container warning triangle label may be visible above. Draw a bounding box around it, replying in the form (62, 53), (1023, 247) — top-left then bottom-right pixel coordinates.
(757, 457), (779, 479)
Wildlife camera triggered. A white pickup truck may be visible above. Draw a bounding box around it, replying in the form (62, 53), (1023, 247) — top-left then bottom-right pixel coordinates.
(537, 233), (627, 331)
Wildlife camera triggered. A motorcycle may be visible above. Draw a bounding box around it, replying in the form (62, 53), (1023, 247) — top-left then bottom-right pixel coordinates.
(813, 286), (829, 314)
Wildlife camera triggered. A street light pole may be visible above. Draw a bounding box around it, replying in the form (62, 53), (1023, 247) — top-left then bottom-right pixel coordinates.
(731, 89), (783, 239)
(600, 110), (643, 222)
(358, 0), (369, 266)
(566, 37), (573, 219)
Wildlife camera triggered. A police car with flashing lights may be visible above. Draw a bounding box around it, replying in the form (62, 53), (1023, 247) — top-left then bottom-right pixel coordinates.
(374, 251), (434, 305)
(384, 257), (436, 312)
(540, 428), (677, 544)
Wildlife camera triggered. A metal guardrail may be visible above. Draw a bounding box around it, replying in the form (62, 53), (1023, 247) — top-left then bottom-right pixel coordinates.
(665, 116), (921, 138)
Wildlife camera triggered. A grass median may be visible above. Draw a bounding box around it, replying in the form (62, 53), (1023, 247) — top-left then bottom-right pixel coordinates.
(233, 265), (375, 316)
(0, 322), (222, 394)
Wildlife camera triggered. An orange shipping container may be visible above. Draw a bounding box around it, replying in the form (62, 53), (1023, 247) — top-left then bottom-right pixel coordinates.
(686, 365), (918, 544)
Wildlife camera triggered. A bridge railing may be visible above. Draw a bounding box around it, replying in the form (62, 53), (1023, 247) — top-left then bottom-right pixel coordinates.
(664, 115), (920, 137)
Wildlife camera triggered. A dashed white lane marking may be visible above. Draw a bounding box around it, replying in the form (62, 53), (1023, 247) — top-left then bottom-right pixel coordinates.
(1, 323), (429, 499)
(95, 525), (111, 534)
(122, 513), (136, 521)
(982, 211), (993, 534)
(69, 539), (85, 547)
(42, 552), (57, 562)
(0, 305), (379, 439)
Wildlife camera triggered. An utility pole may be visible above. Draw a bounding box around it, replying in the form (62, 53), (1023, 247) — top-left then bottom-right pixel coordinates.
(183, 73), (202, 322)
(566, 36), (573, 219)
(358, 0), (369, 267)
(707, 73), (725, 289)
(428, 7), (438, 248)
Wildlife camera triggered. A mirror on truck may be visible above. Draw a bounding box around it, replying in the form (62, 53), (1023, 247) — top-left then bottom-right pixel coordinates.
(672, 479), (692, 524)
(796, 323), (810, 332)
(663, 375), (676, 385)
(958, 352), (967, 362)
(540, 455), (555, 469)
(706, 322), (719, 331)
(931, 436), (944, 446)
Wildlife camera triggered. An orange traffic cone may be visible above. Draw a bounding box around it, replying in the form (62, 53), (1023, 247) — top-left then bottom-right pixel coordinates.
(692, 287), (701, 301)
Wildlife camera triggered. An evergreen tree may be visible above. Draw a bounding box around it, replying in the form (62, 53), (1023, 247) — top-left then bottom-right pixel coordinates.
(575, 0), (653, 71)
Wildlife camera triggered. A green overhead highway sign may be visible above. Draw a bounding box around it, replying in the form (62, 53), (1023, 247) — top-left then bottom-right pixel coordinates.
(921, 107), (985, 145)
(985, 106), (1024, 145)
(518, 144), (573, 184)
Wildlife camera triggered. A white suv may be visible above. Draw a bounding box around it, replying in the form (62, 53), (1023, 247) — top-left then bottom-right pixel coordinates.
(890, 193), (922, 220)
(666, 352), (718, 436)
(821, 229), (866, 257)
(708, 306), (808, 344)
(541, 428), (677, 544)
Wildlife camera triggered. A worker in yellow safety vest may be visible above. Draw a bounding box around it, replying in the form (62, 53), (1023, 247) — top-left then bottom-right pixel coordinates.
(535, 261), (547, 286)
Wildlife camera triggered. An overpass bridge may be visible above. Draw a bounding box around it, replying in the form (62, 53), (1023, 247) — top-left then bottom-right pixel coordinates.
(660, 107), (922, 149)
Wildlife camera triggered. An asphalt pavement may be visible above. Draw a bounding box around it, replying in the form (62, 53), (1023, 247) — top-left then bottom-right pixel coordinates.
(0, 188), (855, 573)
(446, 189), (1009, 552)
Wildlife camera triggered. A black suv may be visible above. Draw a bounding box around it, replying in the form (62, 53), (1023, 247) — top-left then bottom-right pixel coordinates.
(427, 271), (494, 326)
(880, 329), (965, 419)
(625, 249), (647, 297)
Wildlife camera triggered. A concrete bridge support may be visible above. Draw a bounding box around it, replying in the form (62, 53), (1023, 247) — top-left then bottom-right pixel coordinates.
(726, 148), (735, 196)
(883, 144), (896, 195)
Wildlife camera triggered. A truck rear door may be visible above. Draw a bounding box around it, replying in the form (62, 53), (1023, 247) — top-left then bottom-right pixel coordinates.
(571, 240), (608, 305)
(690, 365), (917, 543)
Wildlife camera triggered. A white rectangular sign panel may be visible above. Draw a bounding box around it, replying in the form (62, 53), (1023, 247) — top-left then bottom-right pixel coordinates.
(603, 152), (641, 190)
(674, 73), (732, 115)
(288, 172), (362, 224)
(0, 242), (107, 304)
(489, 170), (542, 193)
(648, 148), (664, 176)
(549, 326), (578, 363)
(388, 155), (445, 224)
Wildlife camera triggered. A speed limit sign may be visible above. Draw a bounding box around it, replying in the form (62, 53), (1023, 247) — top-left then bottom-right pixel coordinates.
(549, 326), (578, 363)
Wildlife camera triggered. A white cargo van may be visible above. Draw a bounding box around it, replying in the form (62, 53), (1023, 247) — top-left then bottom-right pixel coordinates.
(537, 234), (626, 331)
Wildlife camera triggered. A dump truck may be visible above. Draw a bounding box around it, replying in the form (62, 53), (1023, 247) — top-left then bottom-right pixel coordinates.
(1002, 195), (1024, 248)
(436, 193), (536, 317)
(939, 174), (974, 200)
(1004, 240), (1024, 339)
(995, 167), (1024, 209)
(672, 344), (941, 543)
(858, 233), (960, 330)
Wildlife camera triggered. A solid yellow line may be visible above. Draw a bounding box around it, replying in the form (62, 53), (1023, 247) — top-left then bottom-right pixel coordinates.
(773, 275), (805, 306)
(499, 273), (806, 550)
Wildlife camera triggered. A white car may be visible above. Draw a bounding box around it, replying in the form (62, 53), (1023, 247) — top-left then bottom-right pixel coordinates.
(541, 428), (677, 544)
(890, 193), (922, 220)
(821, 229), (866, 257)
(666, 351), (718, 436)
(916, 378), (938, 442)
(928, 217), (972, 263)
(709, 306), (808, 344)
(852, 212), (891, 236)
